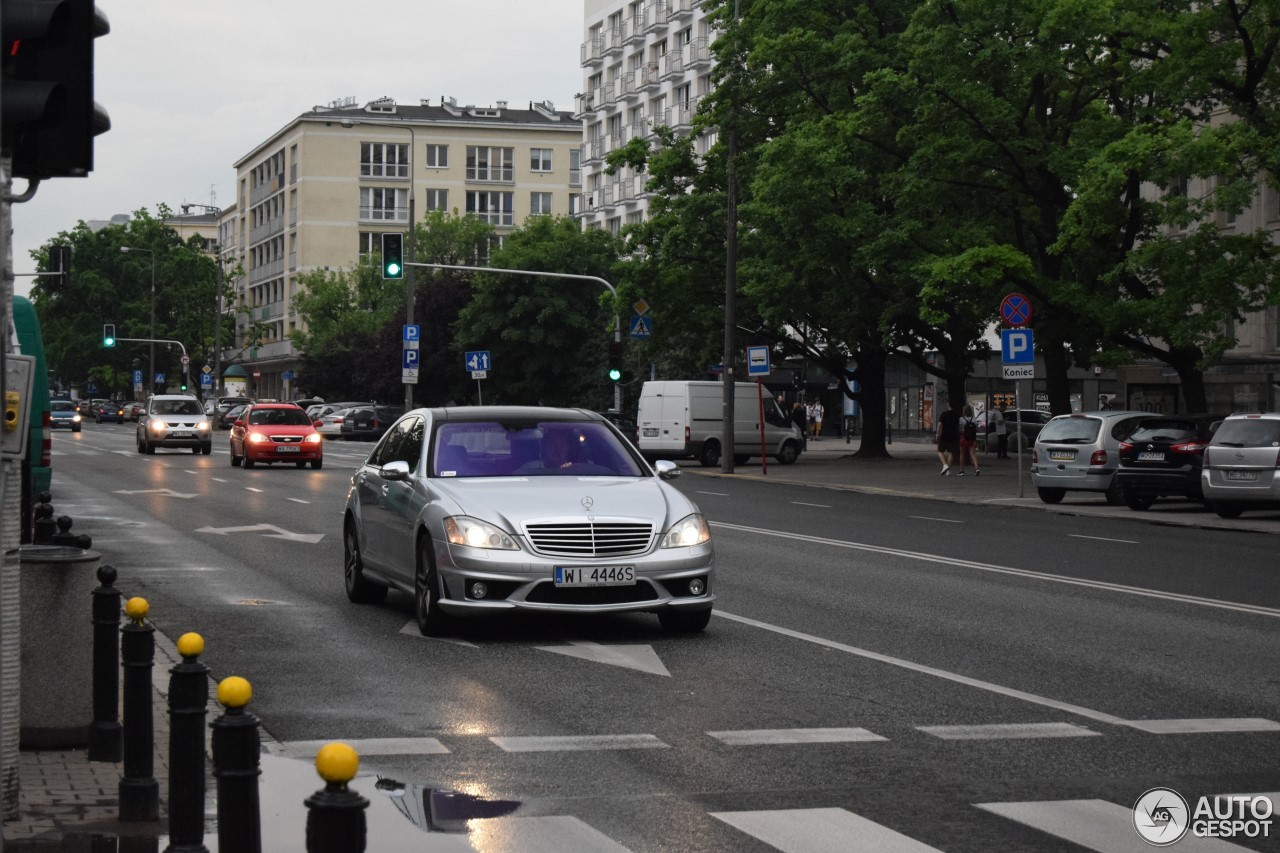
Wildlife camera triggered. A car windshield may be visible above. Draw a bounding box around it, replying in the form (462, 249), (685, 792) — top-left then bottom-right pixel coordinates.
(52, 401), (74, 412)
(1212, 419), (1280, 448)
(248, 408), (312, 426)
(155, 400), (202, 416)
(432, 420), (646, 478)
(1038, 416), (1102, 444)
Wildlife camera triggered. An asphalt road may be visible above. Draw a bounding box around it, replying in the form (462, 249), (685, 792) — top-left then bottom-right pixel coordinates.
(48, 422), (1280, 852)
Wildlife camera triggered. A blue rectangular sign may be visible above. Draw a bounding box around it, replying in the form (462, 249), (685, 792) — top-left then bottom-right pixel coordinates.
(1001, 329), (1034, 364)
(464, 350), (491, 371)
(403, 349), (420, 369)
(403, 324), (421, 342)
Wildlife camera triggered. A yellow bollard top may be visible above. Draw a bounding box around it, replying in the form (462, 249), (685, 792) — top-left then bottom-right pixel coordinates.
(315, 742), (359, 784)
(217, 676), (252, 709)
(176, 632), (204, 658)
(124, 597), (149, 624)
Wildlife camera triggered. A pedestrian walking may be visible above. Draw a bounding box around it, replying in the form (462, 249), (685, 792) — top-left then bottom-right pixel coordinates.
(806, 402), (817, 440)
(989, 403), (1008, 459)
(936, 401), (962, 475)
(959, 404), (982, 475)
(812, 400), (825, 440)
(792, 402), (808, 449)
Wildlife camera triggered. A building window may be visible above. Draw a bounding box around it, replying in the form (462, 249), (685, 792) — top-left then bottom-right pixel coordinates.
(426, 144), (448, 168)
(358, 232), (378, 256)
(530, 192), (553, 216)
(530, 148), (553, 172)
(359, 187), (408, 222)
(466, 191), (514, 225)
(466, 146), (514, 182)
(569, 194), (581, 216)
(425, 189), (448, 212)
(360, 143), (409, 179)
(570, 149), (581, 187)
(1264, 181), (1280, 222)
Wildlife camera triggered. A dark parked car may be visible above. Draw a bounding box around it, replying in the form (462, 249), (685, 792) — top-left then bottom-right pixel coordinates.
(218, 404), (248, 430)
(341, 405), (403, 441)
(94, 400), (127, 424)
(1115, 414), (1222, 510)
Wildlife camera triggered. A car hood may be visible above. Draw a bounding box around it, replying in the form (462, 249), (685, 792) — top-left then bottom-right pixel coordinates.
(246, 426), (316, 437)
(433, 476), (698, 533)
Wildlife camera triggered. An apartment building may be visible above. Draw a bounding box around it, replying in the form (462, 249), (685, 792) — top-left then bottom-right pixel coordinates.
(578, 0), (717, 233)
(224, 97), (582, 400)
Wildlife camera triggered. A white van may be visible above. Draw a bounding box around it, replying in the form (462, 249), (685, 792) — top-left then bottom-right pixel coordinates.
(637, 380), (805, 467)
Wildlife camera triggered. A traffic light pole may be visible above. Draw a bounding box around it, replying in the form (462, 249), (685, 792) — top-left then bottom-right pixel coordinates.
(403, 262), (621, 412)
(110, 337), (190, 393)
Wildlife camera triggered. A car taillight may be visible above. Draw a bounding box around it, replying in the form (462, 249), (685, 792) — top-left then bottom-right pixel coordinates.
(685, 426), (690, 444)
(1032, 448), (1039, 463)
(1118, 441), (1133, 452)
(1169, 441), (1208, 455)
(1089, 450), (1107, 466)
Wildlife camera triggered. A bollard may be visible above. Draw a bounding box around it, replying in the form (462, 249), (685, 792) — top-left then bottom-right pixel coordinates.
(32, 501), (56, 544)
(211, 677), (262, 853)
(164, 633), (210, 853)
(88, 565), (122, 762)
(305, 743), (369, 853)
(119, 597), (159, 822)
(51, 515), (91, 548)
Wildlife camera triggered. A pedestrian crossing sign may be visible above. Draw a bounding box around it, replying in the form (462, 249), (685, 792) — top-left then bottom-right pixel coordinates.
(630, 315), (652, 339)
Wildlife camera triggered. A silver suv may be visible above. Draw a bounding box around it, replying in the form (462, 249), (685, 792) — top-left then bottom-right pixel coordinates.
(137, 395), (212, 455)
(1201, 413), (1280, 518)
(1031, 411), (1149, 504)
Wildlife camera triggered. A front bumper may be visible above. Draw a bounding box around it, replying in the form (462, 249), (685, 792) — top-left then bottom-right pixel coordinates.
(433, 539), (715, 617)
(148, 430), (211, 447)
(246, 442), (322, 462)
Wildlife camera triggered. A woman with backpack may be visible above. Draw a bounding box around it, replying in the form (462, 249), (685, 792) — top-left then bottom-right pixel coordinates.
(958, 404), (982, 476)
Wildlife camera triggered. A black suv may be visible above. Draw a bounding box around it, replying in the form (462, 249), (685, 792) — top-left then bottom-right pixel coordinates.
(1115, 414), (1221, 510)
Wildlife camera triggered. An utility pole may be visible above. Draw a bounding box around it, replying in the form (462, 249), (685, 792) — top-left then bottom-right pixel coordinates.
(721, 0), (742, 474)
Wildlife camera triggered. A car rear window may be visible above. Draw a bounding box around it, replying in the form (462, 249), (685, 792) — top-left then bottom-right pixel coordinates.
(1128, 420), (1204, 442)
(1212, 419), (1280, 448)
(1038, 416), (1102, 443)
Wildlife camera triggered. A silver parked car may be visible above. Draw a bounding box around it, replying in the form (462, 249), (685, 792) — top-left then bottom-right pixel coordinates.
(1201, 412), (1280, 518)
(342, 406), (715, 636)
(1031, 411), (1149, 504)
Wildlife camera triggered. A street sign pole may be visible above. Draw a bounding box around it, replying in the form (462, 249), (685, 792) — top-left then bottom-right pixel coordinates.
(1016, 380), (1024, 498)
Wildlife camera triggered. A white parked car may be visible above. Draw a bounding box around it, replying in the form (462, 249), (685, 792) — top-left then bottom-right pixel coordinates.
(316, 407), (354, 439)
(1201, 412), (1280, 518)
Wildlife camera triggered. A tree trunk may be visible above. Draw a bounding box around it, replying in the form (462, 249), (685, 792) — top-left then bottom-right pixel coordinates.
(1041, 333), (1072, 414)
(846, 345), (892, 459)
(1171, 346), (1207, 412)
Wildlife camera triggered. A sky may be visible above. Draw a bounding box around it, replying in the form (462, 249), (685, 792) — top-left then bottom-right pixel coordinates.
(10, 0), (586, 296)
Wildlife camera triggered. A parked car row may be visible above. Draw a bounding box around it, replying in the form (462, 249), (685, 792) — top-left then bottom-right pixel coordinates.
(1031, 410), (1280, 518)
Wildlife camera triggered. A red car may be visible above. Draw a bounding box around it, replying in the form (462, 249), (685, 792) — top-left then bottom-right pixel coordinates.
(229, 403), (323, 469)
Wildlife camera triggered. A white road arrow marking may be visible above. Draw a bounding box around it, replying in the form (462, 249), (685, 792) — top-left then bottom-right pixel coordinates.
(194, 523), (324, 544)
(535, 640), (670, 676)
(114, 488), (199, 499)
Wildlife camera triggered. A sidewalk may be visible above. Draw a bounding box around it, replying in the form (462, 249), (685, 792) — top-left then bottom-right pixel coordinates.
(5, 433), (1274, 847)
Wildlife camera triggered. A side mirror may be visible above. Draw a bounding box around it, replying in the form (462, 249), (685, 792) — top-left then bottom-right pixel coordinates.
(654, 460), (681, 480)
(380, 460), (411, 481)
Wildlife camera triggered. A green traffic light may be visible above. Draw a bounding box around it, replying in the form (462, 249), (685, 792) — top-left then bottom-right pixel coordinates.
(386, 262), (401, 276)
(609, 368), (622, 381)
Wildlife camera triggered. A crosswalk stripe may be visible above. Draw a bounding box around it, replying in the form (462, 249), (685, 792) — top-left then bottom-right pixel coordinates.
(708, 727), (887, 745)
(712, 807), (944, 853)
(468, 815), (631, 852)
(977, 799), (1255, 852)
(277, 737), (449, 757)
(1122, 718), (1280, 734)
(489, 734), (668, 752)
(919, 722), (1100, 740)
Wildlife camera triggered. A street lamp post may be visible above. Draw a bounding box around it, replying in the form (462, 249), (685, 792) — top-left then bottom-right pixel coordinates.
(120, 246), (156, 395)
(181, 203), (225, 399)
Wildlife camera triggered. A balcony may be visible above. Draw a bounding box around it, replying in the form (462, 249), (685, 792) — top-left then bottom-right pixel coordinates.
(688, 37), (712, 68)
(638, 63), (662, 90)
(603, 24), (624, 56)
(626, 117), (651, 140)
(575, 92), (595, 117)
(249, 173), (284, 207)
(249, 257), (285, 285)
(584, 138), (605, 163)
(245, 339), (295, 362)
(668, 100), (696, 130)
(662, 48), (684, 79)
(669, 0), (695, 21)
(580, 35), (605, 67)
(623, 16), (644, 45)
(358, 206), (409, 224)
(614, 74), (638, 104)
(645, 0), (669, 32)
(248, 217), (285, 246)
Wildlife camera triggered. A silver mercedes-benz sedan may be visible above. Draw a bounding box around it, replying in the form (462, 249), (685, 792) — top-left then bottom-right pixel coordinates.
(343, 406), (715, 636)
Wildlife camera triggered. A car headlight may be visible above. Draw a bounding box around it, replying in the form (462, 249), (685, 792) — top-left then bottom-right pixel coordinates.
(444, 517), (518, 550)
(196, 420), (210, 431)
(149, 418), (167, 432)
(71, 414), (81, 423)
(304, 433), (322, 444)
(662, 513), (711, 548)
(248, 432), (269, 444)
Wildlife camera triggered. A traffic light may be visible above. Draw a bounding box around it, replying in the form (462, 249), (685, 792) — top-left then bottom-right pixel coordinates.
(608, 340), (623, 382)
(381, 232), (404, 279)
(1, 0), (112, 180)
(50, 244), (72, 285)
(102, 323), (114, 347)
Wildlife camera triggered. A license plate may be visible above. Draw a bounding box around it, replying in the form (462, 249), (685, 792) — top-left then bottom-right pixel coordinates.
(1226, 470), (1258, 481)
(554, 566), (635, 587)
(276, 445), (300, 453)
(1137, 452), (1165, 461)
(1048, 450), (1076, 461)
(171, 432), (189, 438)
(643, 428), (659, 437)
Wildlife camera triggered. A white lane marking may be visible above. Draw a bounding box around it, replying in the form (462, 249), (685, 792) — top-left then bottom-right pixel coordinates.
(245, 487), (263, 493)
(1123, 718), (1280, 734)
(489, 734), (667, 753)
(535, 641), (670, 676)
(978, 799), (1254, 852)
(696, 490), (730, 496)
(791, 501), (832, 508)
(919, 722), (1100, 740)
(467, 815), (631, 853)
(714, 610), (1278, 734)
(713, 807), (944, 853)
(710, 521), (1280, 619)
(909, 515), (962, 524)
(1069, 534), (1139, 544)
(211, 477), (227, 483)
(708, 727), (886, 746)
(287, 498), (310, 504)
(278, 737), (449, 757)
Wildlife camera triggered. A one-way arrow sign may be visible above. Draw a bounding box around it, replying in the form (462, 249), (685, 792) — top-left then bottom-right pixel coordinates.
(194, 524), (325, 544)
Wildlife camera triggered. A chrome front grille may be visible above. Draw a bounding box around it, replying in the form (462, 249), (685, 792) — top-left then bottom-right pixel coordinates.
(270, 435), (303, 444)
(523, 521), (654, 558)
